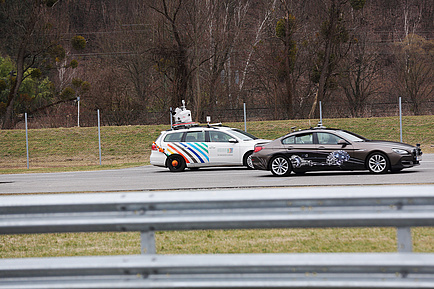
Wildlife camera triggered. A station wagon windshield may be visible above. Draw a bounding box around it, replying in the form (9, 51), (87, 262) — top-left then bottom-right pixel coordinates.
(230, 129), (258, 141)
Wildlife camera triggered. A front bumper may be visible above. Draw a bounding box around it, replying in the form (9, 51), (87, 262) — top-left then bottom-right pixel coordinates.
(391, 148), (422, 170)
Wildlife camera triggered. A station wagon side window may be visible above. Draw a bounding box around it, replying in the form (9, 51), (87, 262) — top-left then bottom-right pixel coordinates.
(209, 131), (233, 142)
(164, 132), (183, 142)
(184, 131), (205, 142)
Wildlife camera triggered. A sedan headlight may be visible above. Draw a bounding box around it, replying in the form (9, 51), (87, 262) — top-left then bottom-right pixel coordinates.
(392, 148), (409, 155)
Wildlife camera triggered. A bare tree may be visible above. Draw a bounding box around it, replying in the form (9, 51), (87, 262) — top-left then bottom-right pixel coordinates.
(206, 0), (250, 114)
(394, 34), (433, 115)
(340, 41), (382, 117)
(149, 0), (195, 109)
(309, 0), (366, 117)
(275, 1), (296, 118)
(339, 4), (381, 117)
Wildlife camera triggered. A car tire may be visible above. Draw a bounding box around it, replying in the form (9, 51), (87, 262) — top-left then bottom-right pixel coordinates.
(243, 151), (254, 169)
(167, 155), (186, 172)
(270, 155), (292, 176)
(367, 152), (389, 174)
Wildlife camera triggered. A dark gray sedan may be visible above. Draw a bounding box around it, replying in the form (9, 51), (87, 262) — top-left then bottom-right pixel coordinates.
(251, 127), (422, 176)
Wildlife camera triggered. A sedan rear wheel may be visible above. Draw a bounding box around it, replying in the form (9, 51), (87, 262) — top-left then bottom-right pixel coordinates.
(367, 152), (389, 174)
(270, 156), (292, 176)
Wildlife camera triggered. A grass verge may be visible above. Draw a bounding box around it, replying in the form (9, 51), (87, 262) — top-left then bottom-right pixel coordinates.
(1, 227), (433, 258)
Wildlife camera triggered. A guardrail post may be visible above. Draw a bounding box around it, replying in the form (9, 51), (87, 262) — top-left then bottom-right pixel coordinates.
(141, 231), (156, 254)
(397, 227), (412, 252)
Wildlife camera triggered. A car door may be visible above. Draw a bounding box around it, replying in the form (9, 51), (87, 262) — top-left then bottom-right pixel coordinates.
(208, 130), (240, 165)
(315, 132), (355, 169)
(180, 130), (209, 166)
(281, 132), (318, 169)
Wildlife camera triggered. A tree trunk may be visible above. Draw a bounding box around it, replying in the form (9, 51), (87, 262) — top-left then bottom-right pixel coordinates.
(316, 0), (338, 118)
(284, 14), (293, 119)
(2, 45), (26, 129)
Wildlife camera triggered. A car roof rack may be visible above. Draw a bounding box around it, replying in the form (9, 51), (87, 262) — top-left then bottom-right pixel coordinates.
(171, 122), (200, 130)
(207, 122), (224, 127)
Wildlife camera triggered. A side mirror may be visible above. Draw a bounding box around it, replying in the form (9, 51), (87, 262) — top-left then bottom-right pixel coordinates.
(338, 139), (348, 147)
(228, 138), (238, 143)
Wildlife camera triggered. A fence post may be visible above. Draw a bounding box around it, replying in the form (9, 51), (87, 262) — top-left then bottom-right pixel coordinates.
(141, 231), (156, 254)
(170, 107), (173, 129)
(243, 102), (247, 132)
(25, 113), (29, 169)
(319, 101), (323, 125)
(97, 109), (102, 166)
(397, 227), (412, 252)
(399, 97), (403, 142)
(77, 96), (80, 127)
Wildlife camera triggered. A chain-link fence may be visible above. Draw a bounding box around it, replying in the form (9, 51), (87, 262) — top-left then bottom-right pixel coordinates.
(10, 100), (434, 129)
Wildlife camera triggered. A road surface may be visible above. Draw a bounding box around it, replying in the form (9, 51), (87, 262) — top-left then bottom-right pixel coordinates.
(1, 154), (433, 194)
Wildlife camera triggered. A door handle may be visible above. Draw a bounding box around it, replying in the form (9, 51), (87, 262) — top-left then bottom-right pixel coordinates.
(318, 146), (325, 149)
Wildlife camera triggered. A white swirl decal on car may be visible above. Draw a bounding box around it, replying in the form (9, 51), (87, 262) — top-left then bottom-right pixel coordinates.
(326, 150), (350, 166)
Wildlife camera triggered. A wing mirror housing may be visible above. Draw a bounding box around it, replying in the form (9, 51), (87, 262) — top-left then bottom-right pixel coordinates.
(338, 139), (349, 148)
(228, 138), (238, 143)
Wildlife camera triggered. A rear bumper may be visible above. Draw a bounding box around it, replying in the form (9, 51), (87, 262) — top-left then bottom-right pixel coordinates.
(150, 151), (167, 167)
(251, 156), (268, 170)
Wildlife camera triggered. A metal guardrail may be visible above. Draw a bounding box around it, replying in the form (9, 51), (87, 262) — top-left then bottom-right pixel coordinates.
(1, 253), (434, 288)
(1, 185), (434, 288)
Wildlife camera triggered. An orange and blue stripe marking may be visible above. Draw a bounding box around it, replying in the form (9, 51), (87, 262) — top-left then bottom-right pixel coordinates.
(166, 142), (209, 164)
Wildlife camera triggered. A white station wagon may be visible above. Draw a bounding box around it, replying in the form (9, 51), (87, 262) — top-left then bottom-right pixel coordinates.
(150, 124), (269, 172)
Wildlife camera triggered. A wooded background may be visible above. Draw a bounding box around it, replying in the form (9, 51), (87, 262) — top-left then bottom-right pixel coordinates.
(1, 0), (433, 129)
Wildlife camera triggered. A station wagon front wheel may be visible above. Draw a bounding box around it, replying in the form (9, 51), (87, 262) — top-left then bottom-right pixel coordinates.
(270, 156), (292, 176)
(367, 152), (389, 174)
(243, 151), (254, 169)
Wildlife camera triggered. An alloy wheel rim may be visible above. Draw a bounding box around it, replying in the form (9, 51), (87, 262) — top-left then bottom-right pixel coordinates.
(247, 155), (254, 169)
(272, 157), (289, 175)
(369, 154), (387, 173)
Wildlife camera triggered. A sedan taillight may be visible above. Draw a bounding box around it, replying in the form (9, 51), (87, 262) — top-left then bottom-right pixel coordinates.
(254, 146), (263, 153)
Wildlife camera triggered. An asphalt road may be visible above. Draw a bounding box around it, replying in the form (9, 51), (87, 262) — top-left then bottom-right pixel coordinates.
(1, 154), (433, 194)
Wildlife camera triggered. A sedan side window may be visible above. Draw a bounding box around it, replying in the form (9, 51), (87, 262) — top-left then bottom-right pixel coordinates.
(209, 131), (232, 142)
(282, 136), (295, 144)
(295, 133), (313, 144)
(317, 132), (344, 145)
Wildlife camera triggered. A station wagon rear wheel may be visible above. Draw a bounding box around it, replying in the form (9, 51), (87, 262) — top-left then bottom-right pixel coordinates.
(270, 156), (292, 176)
(167, 155), (186, 172)
(367, 152), (389, 174)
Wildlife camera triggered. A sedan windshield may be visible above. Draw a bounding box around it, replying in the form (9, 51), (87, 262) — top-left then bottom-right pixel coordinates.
(230, 129), (258, 141)
(334, 130), (367, 142)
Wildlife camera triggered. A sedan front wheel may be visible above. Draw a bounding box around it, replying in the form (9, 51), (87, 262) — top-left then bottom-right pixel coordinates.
(367, 152), (389, 174)
(270, 156), (292, 176)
